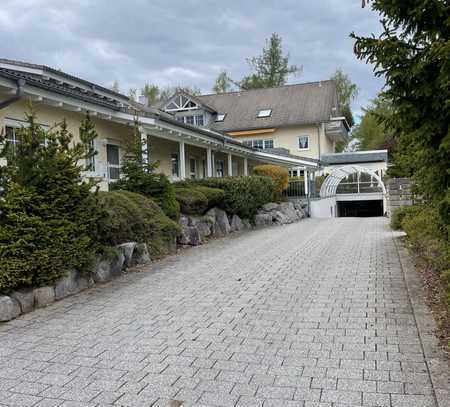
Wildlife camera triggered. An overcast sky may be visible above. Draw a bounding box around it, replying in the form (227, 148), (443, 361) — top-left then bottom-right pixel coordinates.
(1, 0), (384, 117)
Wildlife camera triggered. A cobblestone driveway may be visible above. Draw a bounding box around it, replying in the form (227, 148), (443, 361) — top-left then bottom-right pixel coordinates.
(0, 218), (444, 406)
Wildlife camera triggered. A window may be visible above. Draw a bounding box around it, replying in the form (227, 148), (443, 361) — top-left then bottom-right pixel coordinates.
(253, 140), (264, 149)
(298, 135), (309, 150)
(242, 139), (274, 150)
(189, 158), (196, 179)
(195, 115), (204, 126)
(185, 115), (195, 125)
(106, 144), (120, 180)
(171, 153), (179, 177)
(264, 139), (274, 149)
(85, 138), (96, 172)
(176, 116), (184, 123)
(257, 109), (272, 118)
(215, 113), (226, 122)
(215, 160), (224, 178)
(4, 126), (20, 154)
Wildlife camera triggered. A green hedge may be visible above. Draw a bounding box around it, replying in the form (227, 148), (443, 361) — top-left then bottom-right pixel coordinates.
(175, 187), (208, 215)
(390, 205), (418, 230)
(98, 190), (180, 258)
(179, 176), (276, 219)
(395, 204), (450, 303)
(112, 171), (180, 220)
(193, 186), (225, 208)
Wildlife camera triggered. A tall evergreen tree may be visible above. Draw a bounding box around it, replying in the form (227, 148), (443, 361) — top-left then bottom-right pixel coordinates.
(331, 69), (359, 128)
(212, 71), (232, 94)
(351, 0), (450, 220)
(240, 33), (301, 89)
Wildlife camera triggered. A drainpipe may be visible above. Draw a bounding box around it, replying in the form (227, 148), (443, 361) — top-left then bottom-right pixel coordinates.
(0, 79), (26, 110)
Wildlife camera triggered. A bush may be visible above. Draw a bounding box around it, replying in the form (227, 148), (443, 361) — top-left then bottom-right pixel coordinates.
(98, 190), (180, 258)
(193, 186), (225, 208)
(111, 121), (180, 219)
(253, 165), (288, 198)
(113, 171), (180, 220)
(186, 176), (276, 219)
(0, 113), (103, 294)
(175, 187), (208, 215)
(390, 205), (417, 230)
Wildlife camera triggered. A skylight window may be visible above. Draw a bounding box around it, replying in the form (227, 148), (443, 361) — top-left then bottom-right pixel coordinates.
(257, 109), (272, 118)
(216, 113), (226, 122)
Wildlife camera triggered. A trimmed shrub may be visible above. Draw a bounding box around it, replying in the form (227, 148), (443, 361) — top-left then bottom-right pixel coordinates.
(98, 190), (180, 258)
(186, 176), (276, 219)
(0, 113), (103, 294)
(113, 171), (180, 220)
(193, 186), (225, 208)
(253, 165), (289, 198)
(175, 187), (208, 215)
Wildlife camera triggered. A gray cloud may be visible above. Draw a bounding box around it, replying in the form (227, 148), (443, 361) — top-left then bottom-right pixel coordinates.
(1, 0), (384, 116)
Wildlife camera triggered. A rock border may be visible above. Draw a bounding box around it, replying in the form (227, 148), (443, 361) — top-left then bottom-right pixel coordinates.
(393, 231), (450, 407)
(1, 201), (308, 323)
(0, 242), (152, 323)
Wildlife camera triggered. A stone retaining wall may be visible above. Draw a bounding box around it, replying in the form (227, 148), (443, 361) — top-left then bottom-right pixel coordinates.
(0, 201), (306, 323)
(386, 177), (413, 216)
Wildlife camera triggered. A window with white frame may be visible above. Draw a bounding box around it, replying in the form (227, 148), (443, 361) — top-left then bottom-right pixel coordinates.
(253, 139), (264, 149)
(189, 158), (196, 179)
(264, 139), (274, 149)
(85, 138), (96, 172)
(215, 113), (226, 122)
(241, 139), (274, 150)
(177, 114), (204, 126)
(4, 126), (20, 154)
(257, 109), (272, 118)
(215, 160), (224, 178)
(106, 144), (120, 181)
(171, 153), (179, 177)
(298, 135), (309, 150)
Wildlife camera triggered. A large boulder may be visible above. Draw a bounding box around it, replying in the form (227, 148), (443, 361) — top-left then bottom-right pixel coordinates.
(230, 214), (244, 232)
(54, 270), (87, 300)
(178, 214), (190, 227)
(33, 286), (55, 308)
(262, 202), (280, 212)
(272, 210), (290, 225)
(117, 242), (138, 268)
(93, 250), (125, 283)
(133, 243), (151, 265)
(10, 290), (34, 314)
(207, 208), (231, 235)
(178, 226), (202, 246)
(279, 202), (300, 222)
(255, 213), (273, 227)
(0, 296), (21, 321)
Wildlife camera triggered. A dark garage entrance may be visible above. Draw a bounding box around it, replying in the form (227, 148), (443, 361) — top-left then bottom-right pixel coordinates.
(337, 200), (384, 217)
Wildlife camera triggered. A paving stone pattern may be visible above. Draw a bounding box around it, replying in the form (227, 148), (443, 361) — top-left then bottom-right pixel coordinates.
(0, 218), (442, 406)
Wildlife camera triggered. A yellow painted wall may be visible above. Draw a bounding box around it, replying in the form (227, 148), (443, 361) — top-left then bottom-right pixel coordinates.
(233, 124), (336, 159)
(0, 98), (132, 190)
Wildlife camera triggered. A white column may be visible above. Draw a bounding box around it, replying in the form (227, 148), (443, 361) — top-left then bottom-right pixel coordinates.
(179, 141), (186, 180)
(244, 158), (248, 176)
(304, 169), (309, 196)
(141, 131), (148, 166)
(206, 147), (213, 178)
(227, 153), (233, 176)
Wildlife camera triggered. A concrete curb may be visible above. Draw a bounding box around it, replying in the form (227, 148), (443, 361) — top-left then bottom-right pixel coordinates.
(393, 231), (450, 407)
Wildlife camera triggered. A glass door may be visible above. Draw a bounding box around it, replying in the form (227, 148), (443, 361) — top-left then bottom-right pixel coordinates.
(106, 144), (120, 182)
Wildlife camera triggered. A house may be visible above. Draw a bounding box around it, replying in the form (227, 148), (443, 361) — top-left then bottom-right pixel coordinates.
(160, 81), (350, 177)
(0, 59), (319, 191)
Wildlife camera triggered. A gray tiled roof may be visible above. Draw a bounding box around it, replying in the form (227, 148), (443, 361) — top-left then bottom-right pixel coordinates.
(196, 80), (339, 132)
(321, 150), (388, 165)
(0, 58), (130, 110)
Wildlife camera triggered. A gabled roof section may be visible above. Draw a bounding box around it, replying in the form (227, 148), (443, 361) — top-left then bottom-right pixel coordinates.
(197, 80), (340, 132)
(162, 91), (217, 113)
(0, 58), (131, 110)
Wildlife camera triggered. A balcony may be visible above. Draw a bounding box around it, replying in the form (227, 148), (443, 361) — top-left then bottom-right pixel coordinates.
(325, 118), (349, 142)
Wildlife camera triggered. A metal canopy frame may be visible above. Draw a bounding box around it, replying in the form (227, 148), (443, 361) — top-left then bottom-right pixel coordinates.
(320, 165), (386, 198)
